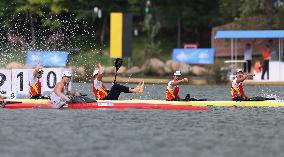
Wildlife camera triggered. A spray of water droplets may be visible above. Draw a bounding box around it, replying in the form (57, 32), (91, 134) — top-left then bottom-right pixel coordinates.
(0, 6), (112, 85)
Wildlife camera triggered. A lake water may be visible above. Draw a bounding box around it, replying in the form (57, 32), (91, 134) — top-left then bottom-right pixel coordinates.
(1, 83), (284, 157)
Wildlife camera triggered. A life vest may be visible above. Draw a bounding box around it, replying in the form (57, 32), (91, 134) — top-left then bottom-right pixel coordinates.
(29, 79), (42, 97)
(165, 80), (180, 100)
(231, 79), (245, 99)
(92, 79), (108, 100)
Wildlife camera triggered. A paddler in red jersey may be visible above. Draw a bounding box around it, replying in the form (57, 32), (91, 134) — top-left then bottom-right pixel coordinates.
(165, 71), (189, 101)
(29, 65), (44, 99)
(92, 63), (144, 100)
(231, 69), (255, 101)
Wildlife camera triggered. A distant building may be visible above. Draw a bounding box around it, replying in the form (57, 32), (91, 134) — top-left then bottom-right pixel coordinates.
(211, 23), (284, 57)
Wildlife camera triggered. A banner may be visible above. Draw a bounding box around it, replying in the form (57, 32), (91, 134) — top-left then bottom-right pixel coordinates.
(172, 48), (215, 64)
(110, 13), (133, 58)
(26, 51), (69, 67)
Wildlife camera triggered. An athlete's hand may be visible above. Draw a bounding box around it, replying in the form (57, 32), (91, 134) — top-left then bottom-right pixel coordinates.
(182, 78), (189, 83)
(65, 96), (71, 102)
(246, 73), (255, 77)
(74, 92), (81, 96)
(34, 65), (43, 71)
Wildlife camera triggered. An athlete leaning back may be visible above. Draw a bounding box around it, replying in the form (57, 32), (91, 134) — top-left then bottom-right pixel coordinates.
(92, 63), (144, 100)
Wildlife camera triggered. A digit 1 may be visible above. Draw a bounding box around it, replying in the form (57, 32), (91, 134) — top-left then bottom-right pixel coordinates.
(17, 72), (23, 91)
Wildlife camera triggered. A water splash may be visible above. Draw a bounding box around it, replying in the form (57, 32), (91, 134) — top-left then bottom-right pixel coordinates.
(0, 10), (111, 82)
(258, 87), (281, 100)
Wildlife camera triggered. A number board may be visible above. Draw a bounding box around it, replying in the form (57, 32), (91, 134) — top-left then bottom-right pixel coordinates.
(11, 69), (30, 95)
(0, 69), (12, 97)
(0, 68), (72, 96)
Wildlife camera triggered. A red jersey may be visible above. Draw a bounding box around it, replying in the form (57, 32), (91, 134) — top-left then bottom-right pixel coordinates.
(93, 79), (108, 100)
(29, 79), (42, 97)
(231, 78), (245, 100)
(165, 80), (180, 101)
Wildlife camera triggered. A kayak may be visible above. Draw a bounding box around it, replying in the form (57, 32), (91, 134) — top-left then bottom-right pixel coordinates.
(2, 101), (208, 110)
(4, 99), (284, 107)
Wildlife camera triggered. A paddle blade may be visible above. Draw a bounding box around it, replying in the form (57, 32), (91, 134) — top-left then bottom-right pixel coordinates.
(115, 58), (123, 71)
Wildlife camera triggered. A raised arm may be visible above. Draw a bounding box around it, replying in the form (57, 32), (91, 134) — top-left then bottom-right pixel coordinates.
(33, 65), (43, 77)
(236, 73), (255, 83)
(170, 78), (189, 86)
(96, 63), (104, 81)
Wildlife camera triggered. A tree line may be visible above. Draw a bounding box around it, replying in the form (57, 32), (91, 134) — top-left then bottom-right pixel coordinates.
(0, 0), (283, 49)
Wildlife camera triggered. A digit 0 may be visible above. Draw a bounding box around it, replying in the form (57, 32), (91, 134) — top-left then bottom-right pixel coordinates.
(47, 71), (57, 88)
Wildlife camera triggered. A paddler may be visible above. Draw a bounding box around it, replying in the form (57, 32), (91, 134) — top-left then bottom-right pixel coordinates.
(92, 63), (144, 100)
(50, 71), (81, 109)
(165, 71), (189, 101)
(29, 65), (44, 99)
(231, 69), (255, 101)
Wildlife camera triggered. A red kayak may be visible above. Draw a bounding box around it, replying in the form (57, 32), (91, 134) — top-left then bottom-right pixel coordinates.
(3, 102), (208, 110)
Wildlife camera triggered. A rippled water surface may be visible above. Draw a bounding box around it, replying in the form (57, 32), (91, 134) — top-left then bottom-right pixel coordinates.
(1, 83), (284, 157)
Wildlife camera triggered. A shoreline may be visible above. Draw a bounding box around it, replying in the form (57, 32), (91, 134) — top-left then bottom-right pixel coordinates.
(244, 80), (284, 86)
(99, 77), (284, 86)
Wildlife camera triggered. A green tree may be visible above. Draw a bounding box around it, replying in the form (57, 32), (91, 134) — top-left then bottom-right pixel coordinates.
(14, 0), (67, 48)
(0, 1), (16, 28)
(153, 0), (223, 47)
(142, 14), (161, 58)
(69, 0), (142, 45)
(219, 0), (284, 26)
(219, 0), (242, 22)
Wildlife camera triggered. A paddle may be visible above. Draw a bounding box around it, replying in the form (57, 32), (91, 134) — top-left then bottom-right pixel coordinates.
(69, 96), (96, 103)
(184, 94), (207, 101)
(114, 58), (123, 84)
(240, 96), (275, 101)
(79, 93), (87, 97)
(265, 98), (276, 100)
